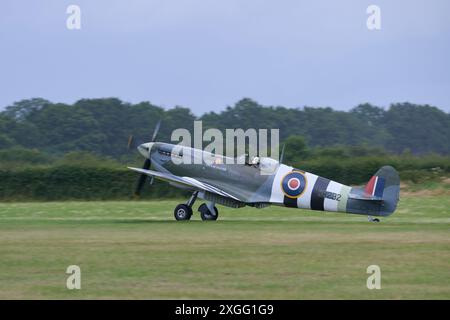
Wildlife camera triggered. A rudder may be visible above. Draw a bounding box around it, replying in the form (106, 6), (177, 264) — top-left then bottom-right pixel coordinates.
(365, 166), (400, 215)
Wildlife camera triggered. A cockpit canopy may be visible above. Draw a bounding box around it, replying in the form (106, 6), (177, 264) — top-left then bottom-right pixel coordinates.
(259, 157), (280, 174)
(236, 154), (280, 173)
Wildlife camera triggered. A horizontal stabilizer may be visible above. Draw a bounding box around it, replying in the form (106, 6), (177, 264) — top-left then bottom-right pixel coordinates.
(348, 193), (383, 201)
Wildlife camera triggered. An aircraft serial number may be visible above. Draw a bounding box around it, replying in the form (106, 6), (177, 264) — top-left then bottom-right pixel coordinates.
(319, 191), (342, 201)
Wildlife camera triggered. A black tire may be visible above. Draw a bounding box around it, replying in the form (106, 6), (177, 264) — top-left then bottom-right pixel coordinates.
(174, 204), (192, 221)
(198, 203), (219, 221)
(373, 218), (380, 223)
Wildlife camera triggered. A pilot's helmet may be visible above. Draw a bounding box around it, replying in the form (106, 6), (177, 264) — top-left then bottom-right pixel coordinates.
(252, 156), (260, 165)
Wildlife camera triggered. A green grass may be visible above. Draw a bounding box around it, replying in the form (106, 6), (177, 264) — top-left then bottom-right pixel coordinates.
(0, 195), (449, 299)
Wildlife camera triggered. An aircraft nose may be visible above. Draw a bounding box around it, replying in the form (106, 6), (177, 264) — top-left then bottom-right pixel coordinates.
(137, 143), (153, 158)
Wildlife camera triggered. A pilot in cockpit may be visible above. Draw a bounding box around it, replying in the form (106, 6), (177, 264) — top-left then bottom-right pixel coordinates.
(250, 156), (260, 167)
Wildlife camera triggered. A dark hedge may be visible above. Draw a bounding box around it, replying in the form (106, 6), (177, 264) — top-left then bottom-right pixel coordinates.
(0, 155), (448, 201)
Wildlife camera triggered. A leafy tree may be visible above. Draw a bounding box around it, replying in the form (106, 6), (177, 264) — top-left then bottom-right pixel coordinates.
(0, 147), (52, 169)
(384, 103), (450, 154)
(4, 98), (50, 121)
(282, 135), (309, 164)
(0, 97), (449, 158)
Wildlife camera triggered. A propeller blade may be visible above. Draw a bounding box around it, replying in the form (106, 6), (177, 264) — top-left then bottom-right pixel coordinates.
(134, 158), (151, 196)
(143, 158), (151, 170)
(127, 135), (146, 151)
(132, 120), (160, 196)
(151, 120), (161, 142)
(127, 135), (134, 150)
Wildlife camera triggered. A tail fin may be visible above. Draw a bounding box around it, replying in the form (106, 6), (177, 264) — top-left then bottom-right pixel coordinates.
(366, 166), (400, 215)
(348, 166), (400, 216)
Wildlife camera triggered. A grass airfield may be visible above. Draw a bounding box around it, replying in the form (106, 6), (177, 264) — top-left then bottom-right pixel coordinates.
(0, 194), (449, 299)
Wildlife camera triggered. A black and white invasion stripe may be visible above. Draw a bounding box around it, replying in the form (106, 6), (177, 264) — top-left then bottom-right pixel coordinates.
(309, 176), (331, 211)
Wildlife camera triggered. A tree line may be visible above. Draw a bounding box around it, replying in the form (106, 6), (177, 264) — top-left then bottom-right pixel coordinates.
(1, 97), (449, 159)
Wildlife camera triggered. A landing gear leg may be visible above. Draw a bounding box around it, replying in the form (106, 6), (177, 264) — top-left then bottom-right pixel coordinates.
(186, 191), (198, 208)
(368, 216), (380, 223)
(199, 202), (219, 221)
(174, 191), (198, 221)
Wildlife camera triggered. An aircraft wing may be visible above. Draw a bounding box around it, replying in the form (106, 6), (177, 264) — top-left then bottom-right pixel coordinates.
(127, 167), (241, 201)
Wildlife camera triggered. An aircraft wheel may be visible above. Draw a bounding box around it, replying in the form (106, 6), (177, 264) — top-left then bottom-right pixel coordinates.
(373, 218), (380, 223)
(198, 203), (218, 221)
(174, 204), (192, 221)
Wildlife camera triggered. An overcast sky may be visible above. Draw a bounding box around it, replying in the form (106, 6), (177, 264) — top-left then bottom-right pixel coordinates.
(1, 0), (449, 114)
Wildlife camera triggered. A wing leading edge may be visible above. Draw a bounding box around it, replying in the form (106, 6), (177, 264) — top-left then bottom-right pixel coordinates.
(127, 167), (241, 201)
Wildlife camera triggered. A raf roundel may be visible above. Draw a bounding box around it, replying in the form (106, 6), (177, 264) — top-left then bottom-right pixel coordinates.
(281, 171), (307, 198)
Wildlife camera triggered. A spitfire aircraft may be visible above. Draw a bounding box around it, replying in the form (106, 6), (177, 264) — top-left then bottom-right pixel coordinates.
(128, 123), (400, 222)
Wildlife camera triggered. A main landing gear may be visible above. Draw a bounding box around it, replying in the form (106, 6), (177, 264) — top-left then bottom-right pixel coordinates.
(174, 204), (192, 221)
(368, 216), (380, 223)
(198, 203), (219, 221)
(173, 191), (219, 221)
